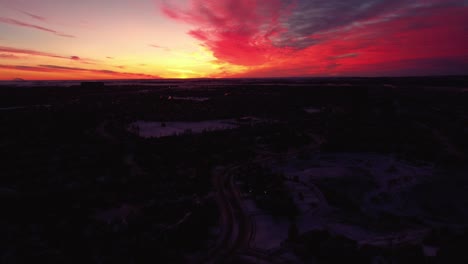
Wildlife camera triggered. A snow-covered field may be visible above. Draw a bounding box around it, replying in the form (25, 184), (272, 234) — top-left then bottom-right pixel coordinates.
(280, 153), (433, 243)
(280, 153), (433, 215)
(128, 120), (238, 138)
(251, 214), (290, 250)
(242, 153), (435, 249)
(303, 107), (322, 114)
(129, 117), (272, 138)
(171, 96), (210, 102)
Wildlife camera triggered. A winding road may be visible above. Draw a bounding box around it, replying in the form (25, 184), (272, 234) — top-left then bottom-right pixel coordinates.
(203, 166), (252, 263)
(204, 165), (293, 264)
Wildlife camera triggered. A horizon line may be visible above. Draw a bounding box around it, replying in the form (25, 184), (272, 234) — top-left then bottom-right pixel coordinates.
(1, 75), (467, 82)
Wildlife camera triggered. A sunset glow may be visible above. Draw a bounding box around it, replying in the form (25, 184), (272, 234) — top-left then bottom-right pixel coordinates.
(0, 0), (467, 80)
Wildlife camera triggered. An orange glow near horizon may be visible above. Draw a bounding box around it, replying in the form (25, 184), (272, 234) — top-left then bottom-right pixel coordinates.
(0, 0), (467, 80)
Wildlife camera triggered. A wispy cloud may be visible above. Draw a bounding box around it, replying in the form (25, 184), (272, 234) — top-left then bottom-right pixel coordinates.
(0, 46), (97, 64)
(39, 65), (159, 78)
(0, 46), (67, 59)
(149, 44), (170, 51)
(0, 17), (74, 38)
(0, 64), (160, 79)
(18, 10), (47, 21)
(0, 64), (58, 73)
(0, 53), (21, 59)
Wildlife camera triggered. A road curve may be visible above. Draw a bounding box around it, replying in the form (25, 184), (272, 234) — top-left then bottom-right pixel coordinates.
(202, 166), (251, 263)
(203, 164), (293, 264)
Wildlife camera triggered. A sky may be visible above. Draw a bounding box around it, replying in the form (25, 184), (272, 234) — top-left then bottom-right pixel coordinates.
(0, 0), (467, 80)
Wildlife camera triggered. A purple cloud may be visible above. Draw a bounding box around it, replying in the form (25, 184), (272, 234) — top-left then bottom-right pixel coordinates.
(0, 46), (66, 59)
(38, 65), (159, 78)
(149, 44), (170, 51)
(0, 46), (98, 64)
(0, 17), (74, 38)
(19, 10), (47, 21)
(0, 53), (20, 59)
(0, 64), (160, 79)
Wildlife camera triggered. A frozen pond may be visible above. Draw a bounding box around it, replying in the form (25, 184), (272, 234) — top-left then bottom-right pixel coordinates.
(303, 107), (322, 114)
(129, 116), (272, 138)
(171, 96), (210, 102)
(129, 119), (238, 138)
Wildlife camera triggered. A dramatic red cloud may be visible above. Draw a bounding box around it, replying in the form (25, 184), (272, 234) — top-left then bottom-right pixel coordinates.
(162, 0), (468, 77)
(162, 0), (295, 66)
(293, 5), (468, 76)
(1, 0), (466, 80)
